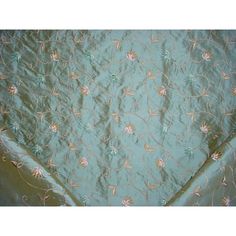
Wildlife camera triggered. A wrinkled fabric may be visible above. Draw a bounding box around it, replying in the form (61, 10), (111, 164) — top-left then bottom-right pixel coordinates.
(0, 30), (236, 206)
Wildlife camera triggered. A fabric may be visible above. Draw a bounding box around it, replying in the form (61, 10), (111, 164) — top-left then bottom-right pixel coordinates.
(0, 30), (235, 206)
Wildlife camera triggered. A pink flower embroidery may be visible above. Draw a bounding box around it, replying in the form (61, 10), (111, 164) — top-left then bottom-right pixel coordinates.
(124, 124), (135, 134)
(123, 88), (134, 96)
(158, 87), (167, 96)
(122, 196), (133, 206)
(81, 86), (90, 95)
(147, 70), (152, 77)
(147, 70), (155, 80)
(127, 50), (137, 61)
(202, 51), (212, 61)
(79, 157), (88, 167)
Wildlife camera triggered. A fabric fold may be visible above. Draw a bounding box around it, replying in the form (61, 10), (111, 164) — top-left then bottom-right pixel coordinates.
(0, 129), (81, 206)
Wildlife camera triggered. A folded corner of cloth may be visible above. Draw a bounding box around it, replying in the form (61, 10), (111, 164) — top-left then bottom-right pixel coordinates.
(0, 129), (81, 206)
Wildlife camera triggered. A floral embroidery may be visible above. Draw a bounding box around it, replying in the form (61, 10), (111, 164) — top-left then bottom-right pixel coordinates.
(51, 88), (59, 96)
(123, 160), (132, 169)
(109, 185), (117, 196)
(148, 109), (158, 117)
(79, 157), (88, 167)
(69, 72), (79, 80)
(222, 176), (227, 186)
(50, 51), (60, 61)
(111, 112), (120, 123)
(68, 142), (76, 150)
(113, 40), (121, 49)
(147, 183), (157, 190)
(71, 109), (81, 117)
(211, 152), (222, 161)
(32, 167), (43, 178)
(144, 144), (155, 152)
(156, 159), (165, 168)
(187, 112), (195, 122)
(201, 88), (208, 96)
(162, 124), (169, 133)
(123, 88), (134, 96)
(193, 186), (201, 197)
(147, 70), (155, 79)
(122, 196), (133, 206)
(1, 30), (236, 207)
(126, 50), (137, 61)
(81, 86), (90, 95)
(124, 123), (135, 134)
(8, 85), (18, 95)
(202, 51), (212, 61)
(200, 122), (210, 134)
(11, 161), (23, 168)
(151, 35), (159, 43)
(222, 196), (230, 206)
(158, 87), (167, 96)
(49, 123), (58, 132)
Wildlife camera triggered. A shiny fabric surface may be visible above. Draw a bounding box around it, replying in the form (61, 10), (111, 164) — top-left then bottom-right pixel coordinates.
(0, 30), (236, 206)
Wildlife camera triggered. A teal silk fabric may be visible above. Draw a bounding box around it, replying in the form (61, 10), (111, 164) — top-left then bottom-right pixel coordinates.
(0, 30), (236, 206)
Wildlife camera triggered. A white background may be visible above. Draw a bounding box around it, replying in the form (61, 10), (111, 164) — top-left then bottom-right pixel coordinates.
(0, 0), (235, 235)
(0, 0), (235, 29)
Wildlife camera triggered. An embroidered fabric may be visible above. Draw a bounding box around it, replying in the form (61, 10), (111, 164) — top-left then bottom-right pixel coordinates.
(0, 30), (235, 206)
